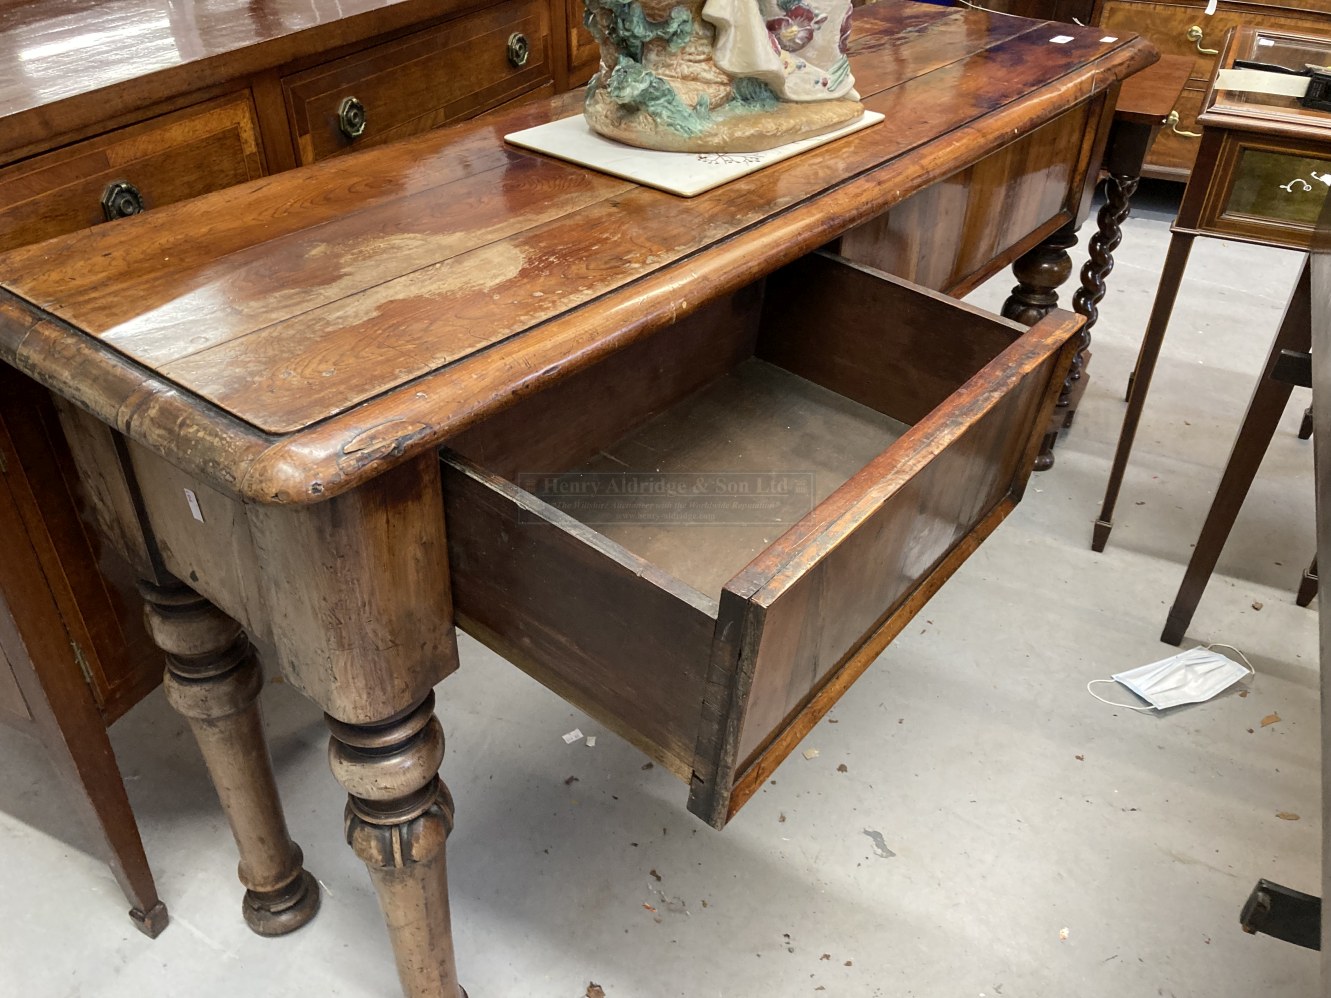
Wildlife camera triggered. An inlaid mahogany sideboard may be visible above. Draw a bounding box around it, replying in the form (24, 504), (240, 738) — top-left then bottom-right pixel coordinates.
(0, 5), (1151, 992)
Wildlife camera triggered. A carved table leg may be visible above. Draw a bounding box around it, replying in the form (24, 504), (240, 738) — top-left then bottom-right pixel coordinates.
(143, 579), (321, 935)
(1003, 221), (1079, 470)
(1069, 172), (1140, 429)
(327, 692), (465, 998)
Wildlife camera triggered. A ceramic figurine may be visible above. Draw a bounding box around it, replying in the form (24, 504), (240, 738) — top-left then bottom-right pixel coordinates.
(582, 0), (864, 152)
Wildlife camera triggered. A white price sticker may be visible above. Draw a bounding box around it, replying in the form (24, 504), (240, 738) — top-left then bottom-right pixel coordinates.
(184, 488), (204, 523)
(1050, 35), (1074, 44)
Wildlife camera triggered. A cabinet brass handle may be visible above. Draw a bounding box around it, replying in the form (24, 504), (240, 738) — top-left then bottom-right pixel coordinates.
(101, 180), (145, 220)
(1166, 110), (1203, 138)
(1186, 25), (1219, 56)
(507, 32), (530, 68)
(338, 96), (367, 140)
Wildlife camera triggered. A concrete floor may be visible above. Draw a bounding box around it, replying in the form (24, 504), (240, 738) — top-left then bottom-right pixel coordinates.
(0, 182), (1321, 997)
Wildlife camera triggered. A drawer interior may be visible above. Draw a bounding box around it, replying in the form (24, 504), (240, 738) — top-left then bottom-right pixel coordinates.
(441, 252), (1076, 827)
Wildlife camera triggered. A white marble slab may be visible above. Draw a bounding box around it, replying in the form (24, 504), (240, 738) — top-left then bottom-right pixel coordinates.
(504, 110), (885, 198)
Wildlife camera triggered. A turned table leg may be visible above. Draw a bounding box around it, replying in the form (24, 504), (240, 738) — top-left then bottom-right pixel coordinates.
(1003, 221), (1079, 470)
(1069, 172), (1140, 428)
(328, 692), (465, 998)
(143, 579), (320, 935)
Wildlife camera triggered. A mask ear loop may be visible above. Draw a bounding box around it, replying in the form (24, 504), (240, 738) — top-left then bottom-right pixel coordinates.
(1203, 642), (1256, 682)
(1085, 679), (1157, 712)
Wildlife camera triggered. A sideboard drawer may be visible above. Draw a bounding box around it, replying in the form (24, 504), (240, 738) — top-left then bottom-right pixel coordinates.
(0, 92), (265, 255)
(441, 252), (1078, 829)
(282, 0), (553, 165)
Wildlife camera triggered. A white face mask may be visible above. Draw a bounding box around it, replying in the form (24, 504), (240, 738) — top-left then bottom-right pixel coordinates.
(1089, 644), (1255, 712)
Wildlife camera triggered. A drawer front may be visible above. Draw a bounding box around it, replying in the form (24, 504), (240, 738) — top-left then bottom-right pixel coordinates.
(442, 253), (1079, 828)
(1144, 81), (1205, 179)
(1099, 2), (1240, 81)
(0, 92), (265, 255)
(283, 0), (553, 165)
(1196, 132), (1331, 247)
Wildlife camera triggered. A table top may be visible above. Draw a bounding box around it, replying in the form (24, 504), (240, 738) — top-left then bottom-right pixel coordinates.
(0, 2), (1153, 505)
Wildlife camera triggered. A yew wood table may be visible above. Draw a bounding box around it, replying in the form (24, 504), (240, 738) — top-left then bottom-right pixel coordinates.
(0, 6), (1150, 995)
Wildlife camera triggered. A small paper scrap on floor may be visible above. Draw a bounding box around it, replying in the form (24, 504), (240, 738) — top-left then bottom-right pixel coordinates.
(1261, 713), (1281, 727)
(562, 728), (584, 744)
(586, 736), (597, 747)
(1059, 927), (1069, 941)
(803, 748), (820, 760)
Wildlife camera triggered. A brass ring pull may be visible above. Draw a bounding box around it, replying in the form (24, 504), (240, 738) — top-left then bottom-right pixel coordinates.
(1186, 25), (1219, 56)
(338, 96), (367, 140)
(1166, 110), (1203, 139)
(101, 180), (145, 220)
(507, 32), (530, 68)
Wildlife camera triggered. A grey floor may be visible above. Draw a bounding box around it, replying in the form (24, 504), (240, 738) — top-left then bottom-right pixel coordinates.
(1, 183), (1321, 997)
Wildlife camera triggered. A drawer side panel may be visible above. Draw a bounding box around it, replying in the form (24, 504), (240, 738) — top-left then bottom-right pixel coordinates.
(441, 454), (717, 777)
(689, 316), (1078, 826)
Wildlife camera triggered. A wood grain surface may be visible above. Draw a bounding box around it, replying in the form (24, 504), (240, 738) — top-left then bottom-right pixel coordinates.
(0, 4), (1155, 507)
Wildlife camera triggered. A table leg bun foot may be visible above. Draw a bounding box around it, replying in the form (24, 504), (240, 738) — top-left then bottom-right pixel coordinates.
(129, 901), (169, 938)
(1091, 519), (1112, 552)
(146, 580), (321, 938)
(243, 865), (322, 936)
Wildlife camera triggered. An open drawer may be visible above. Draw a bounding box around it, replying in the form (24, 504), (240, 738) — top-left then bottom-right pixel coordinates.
(440, 252), (1080, 828)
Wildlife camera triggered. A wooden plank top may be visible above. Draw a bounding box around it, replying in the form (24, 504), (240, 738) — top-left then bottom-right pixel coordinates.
(0, 0), (477, 159)
(0, 3), (1155, 505)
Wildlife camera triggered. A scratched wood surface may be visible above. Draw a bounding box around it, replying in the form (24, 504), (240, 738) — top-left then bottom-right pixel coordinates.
(0, 3), (1154, 506)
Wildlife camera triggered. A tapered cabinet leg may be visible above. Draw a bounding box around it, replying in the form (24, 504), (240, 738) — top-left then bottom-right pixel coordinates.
(327, 692), (466, 998)
(1093, 230), (1196, 551)
(143, 580), (320, 936)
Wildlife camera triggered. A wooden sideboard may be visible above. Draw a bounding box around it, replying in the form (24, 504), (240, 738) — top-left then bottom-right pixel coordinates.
(988, 1), (1331, 179)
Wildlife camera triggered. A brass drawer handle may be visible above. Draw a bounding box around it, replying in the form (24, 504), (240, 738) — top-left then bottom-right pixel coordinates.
(1186, 25), (1219, 56)
(507, 32), (530, 68)
(338, 96), (367, 140)
(1166, 110), (1203, 138)
(101, 180), (145, 220)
